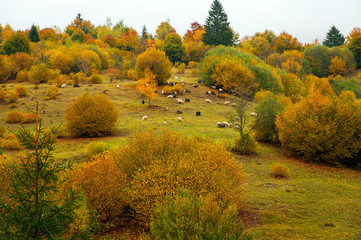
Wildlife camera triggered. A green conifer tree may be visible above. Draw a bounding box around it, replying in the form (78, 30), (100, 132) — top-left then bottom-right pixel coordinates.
(162, 33), (185, 63)
(0, 103), (79, 239)
(29, 24), (40, 42)
(323, 25), (345, 47)
(203, 0), (234, 46)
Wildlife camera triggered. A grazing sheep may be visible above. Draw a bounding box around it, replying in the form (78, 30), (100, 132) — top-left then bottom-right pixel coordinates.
(142, 116), (148, 120)
(177, 117), (182, 122)
(167, 95), (174, 99)
(224, 101), (230, 105)
(177, 109), (183, 114)
(176, 99), (184, 104)
(231, 102), (237, 106)
(164, 107), (168, 111)
(218, 88), (224, 94)
(222, 121), (230, 127)
(61, 84), (67, 88)
(217, 122), (226, 128)
(181, 83), (185, 86)
(212, 86), (216, 89)
(184, 89), (191, 93)
(198, 80), (202, 84)
(142, 100), (145, 104)
(163, 120), (167, 125)
(181, 79), (185, 82)
(196, 111), (201, 116)
(73, 84), (80, 87)
(211, 91), (216, 95)
(175, 76), (179, 80)
(205, 99), (212, 103)
(161, 90), (165, 95)
(185, 98), (190, 102)
(250, 112), (257, 117)
(193, 84), (199, 88)
(116, 85), (120, 88)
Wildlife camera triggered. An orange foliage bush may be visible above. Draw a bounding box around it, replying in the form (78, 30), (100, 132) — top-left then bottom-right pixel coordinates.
(14, 85), (28, 97)
(276, 87), (361, 165)
(112, 130), (246, 226)
(68, 153), (127, 221)
(22, 113), (38, 123)
(5, 111), (23, 123)
(65, 93), (118, 137)
(15, 70), (29, 82)
(45, 86), (59, 100)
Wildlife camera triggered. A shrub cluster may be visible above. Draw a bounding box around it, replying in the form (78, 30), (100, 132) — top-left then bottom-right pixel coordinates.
(5, 111), (38, 124)
(231, 133), (258, 155)
(85, 141), (110, 159)
(65, 93), (118, 137)
(270, 163), (290, 178)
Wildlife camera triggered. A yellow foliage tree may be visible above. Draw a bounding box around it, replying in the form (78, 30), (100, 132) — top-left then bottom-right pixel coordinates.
(48, 50), (71, 74)
(211, 56), (257, 92)
(137, 70), (157, 107)
(135, 47), (172, 85)
(329, 56), (347, 76)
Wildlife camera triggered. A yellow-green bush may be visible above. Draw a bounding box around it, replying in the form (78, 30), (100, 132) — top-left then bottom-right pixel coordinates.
(65, 93), (118, 137)
(0, 138), (22, 150)
(5, 111), (23, 123)
(14, 85), (28, 97)
(231, 133), (258, 155)
(112, 130), (246, 226)
(45, 86), (58, 100)
(0, 125), (6, 137)
(190, 68), (198, 77)
(270, 163), (290, 178)
(163, 84), (183, 95)
(28, 63), (52, 84)
(87, 74), (104, 84)
(149, 190), (250, 239)
(69, 153), (127, 221)
(188, 61), (198, 69)
(6, 89), (19, 103)
(85, 141), (110, 159)
(176, 63), (186, 74)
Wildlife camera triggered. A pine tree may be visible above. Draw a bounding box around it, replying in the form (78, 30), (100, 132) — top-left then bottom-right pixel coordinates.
(323, 25), (345, 47)
(203, 0), (234, 46)
(0, 103), (79, 239)
(28, 24), (40, 42)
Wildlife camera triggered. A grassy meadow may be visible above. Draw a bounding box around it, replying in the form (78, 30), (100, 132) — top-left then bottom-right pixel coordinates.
(1, 68), (361, 239)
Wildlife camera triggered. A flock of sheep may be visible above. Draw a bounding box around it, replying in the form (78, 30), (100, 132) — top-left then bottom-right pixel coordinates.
(140, 77), (256, 128)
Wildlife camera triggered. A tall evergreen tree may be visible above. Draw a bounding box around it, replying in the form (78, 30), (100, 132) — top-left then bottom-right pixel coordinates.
(28, 24), (39, 42)
(0, 103), (80, 239)
(141, 25), (149, 42)
(323, 25), (345, 47)
(203, 0), (234, 46)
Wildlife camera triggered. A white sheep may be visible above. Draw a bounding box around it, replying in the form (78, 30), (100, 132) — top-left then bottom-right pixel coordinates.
(250, 112), (257, 117)
(231, 102), (237, 106)
(161, 90), (165, 95)
(205, 99), (212, 103)
(163, 120), (167, 124)
(61, 84), (67, 88)
(222, 121), (230, 127)
(167, 95), (174, 99)
(164, 107), (168, 111)
(116, 85), (120, 88)
(175, 76), (179, 80)
(212, 86), (216, 89)
(177, 117), (182, 122)
(142, 116), (148, 121)
(176, 99), (184, 104)
(224, 101), (230, 105)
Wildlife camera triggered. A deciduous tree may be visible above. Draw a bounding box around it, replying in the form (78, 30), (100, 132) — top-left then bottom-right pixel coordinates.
(155, 20), (176, 40)
(162, 33), (184, 63)
(137, 70), (157, 107)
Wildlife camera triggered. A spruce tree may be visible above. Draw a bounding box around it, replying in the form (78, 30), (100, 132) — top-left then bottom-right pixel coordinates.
(323, 25), (345, 47)
(203, 0), (234, 46)
(0, 103), (79, 239)
(29, 24), (40, 42)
